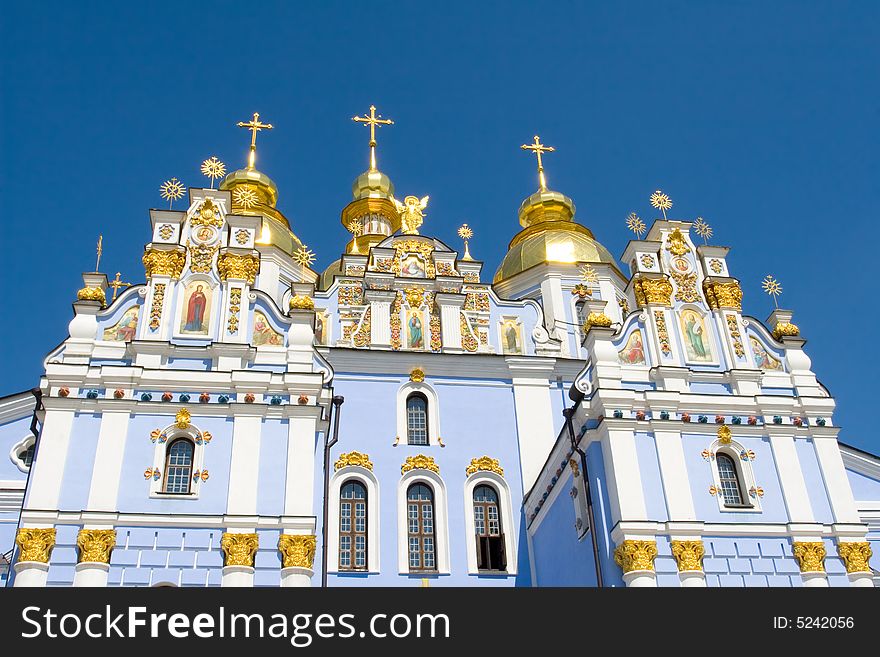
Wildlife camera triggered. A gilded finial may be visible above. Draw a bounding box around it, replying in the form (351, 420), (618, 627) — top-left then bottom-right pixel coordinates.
(693, 217), (713, 244)
(649, 190), (673, 220)
(625, 212), (646, 238)
(109, 272), (132, 301)
(521, 135), (555, 191)
(352, 104), (394, 172)
(237, 112), (273, 170)
(579, 264), (598, 295)
(347, 218), (363, 255)
(94, 235), (103, 272)
(458, 224), (474, 261)
(293, 244), (316, 279)
(762, 275), (782, 308)
(200, 156), (226, 189)
(160, 178), (186, 209)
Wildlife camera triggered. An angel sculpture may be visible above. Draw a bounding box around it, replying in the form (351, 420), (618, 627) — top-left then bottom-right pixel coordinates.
(393, 195), (430, 235)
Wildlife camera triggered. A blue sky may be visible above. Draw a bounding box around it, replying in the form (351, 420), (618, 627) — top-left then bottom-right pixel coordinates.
(1, 2), (876, 451)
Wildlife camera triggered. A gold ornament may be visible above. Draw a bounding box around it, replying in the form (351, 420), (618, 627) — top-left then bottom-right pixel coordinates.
(762, 274), (782, 308)
(392, 240), (437, 278)
(626, 212), (646, 238)
(15, 527), (56, 563)
(160, 177), (186, 209)
(109, 272), (132, 301)
(670, 540), (705, 572)
(143, 247), (186, 279)
(633, 277), (673, 307)
(394, 195), (430, 235)
(409, 368), (425, 383)
(293, 244), (316, 279)
(717, 425), (732, 445)
(220, 532), (260, 567)
(77, 285), (106, 307)
(227, 287), (242, 335)
(836, 542), (873, 573)
(580, 263), (599, 287)
(665, 228), (689, 256)
(650, 190), (673, 219)
(465, 456), (504, 477)
(200, 156), (226, 188)
(232, 186), (260, 209)
(613, 539), (658, 573)
(289, 294), (315, 311)
(773, 322), (800, 340)
(792, 541), (826, 573)
(401, 454), (440, 474)
(191, 198), (224, 228)
(693, 217), (712, 243)
(703, 280), (743, 310)
(218, 252), (260, 284)
(404, 287), (425, 308)
(583, 312), (613, 332)
(149, 283), (166, 330)
(352, 104), (394, 171)
(671, 271), (701, 303)
(237, 112), (273, 170)
(175, 408), (191, 429)
(94, 234), (103, 271)
(458, 223), (474, 260)
(76, 529), (117, 564)
(278, 534), (317, 569)
(334, 451), (373, 471)
(187, 241), (219, 273)
(726, 313), (745, 358)
(521, 135), (555, 191)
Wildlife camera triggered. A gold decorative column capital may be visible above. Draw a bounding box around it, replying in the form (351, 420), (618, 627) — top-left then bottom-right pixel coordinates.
(218, 252), (260, 285)
(15, 528), (56, 564)
(77, 529), (117, 564)
(278, 534), (317, 569)
(792, 541), (826, 573)
(703, 279), (743, 310)
(670, 540), (705, 572)
(143, 247), (186, 279)
(614, 539), (658, 573)
(76, 286), (107, 307)
(773, 322), (800, 340)
(289, 294), (316, 311)
(220, 532), (260, 567)
(633, 277), (673, 308)
(836, 541), (873, 573)
(583, 312), (613, 332)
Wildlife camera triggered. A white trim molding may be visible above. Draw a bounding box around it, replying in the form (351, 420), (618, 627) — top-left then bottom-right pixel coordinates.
(396, 381), (442, 447)
(462, 471), (517, 575)
(396, 469), (451, 575)
(147, 421), (209, 499)
(327, 466), (380, 574)
(708, 437), (762, 513)
(9, 434), (36, 474)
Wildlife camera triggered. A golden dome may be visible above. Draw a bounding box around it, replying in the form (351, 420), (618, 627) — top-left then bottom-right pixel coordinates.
(494, 188), (620, 283)
(319, 258), (343, 291)
(353, 168), (395, 200)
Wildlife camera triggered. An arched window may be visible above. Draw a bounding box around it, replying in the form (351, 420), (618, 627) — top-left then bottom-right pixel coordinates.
(406, 393), (429, 446)
(716, 453), (746, 507)
(406, 483), (436, 572)
(473, 484), (506, 571)
(339, 480), (367, 571)
(163, 439), (194, 494)
(19, 443), (35, 469)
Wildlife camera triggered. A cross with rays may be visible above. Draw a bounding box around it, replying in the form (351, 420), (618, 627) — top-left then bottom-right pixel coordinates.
(109, 272), (132, 301)
(237, 112), (274, 170)
(352, 104), (394, 171)
(521, 135), (555, 191)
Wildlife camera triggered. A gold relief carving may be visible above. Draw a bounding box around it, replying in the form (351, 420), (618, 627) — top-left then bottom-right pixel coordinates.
(665, 228), (690, 256)
(836, 542), (873, 573)
(703, 280), (743, 310)
(235, 229), (250, 245)
(338, 283), (364, 306)
(583, 312), (613, 332)
(278, 534), (317, 569)
(176, 408), (191, 429)
(218, 252), (260, 284)
(390, 291), (403, 350)
(618, 296), (630, 316)
(653, 310), (672, 356)
(393, 195), (430, 235)
(289, 294), (315, 311)
(571, 283), (592, 299)
(717, 425), (732, 445)
(401, 454), (440, 474)
(613, 539), (658, 573)
(143, 248), (186, 279)
(149, 283), (166, 330)
(335, 451), (373, 471)
(709, 258), (723, 274)
(460, 313), (478, 352)
(409, 368), (425, 383)
(220, 532), (260, 567)
(187, 240), (219, 274)
(158, 224), (174, 240)
(15, 528), (56, 563)
(725, 313), (745, 358)
(392, 240), (436, 278)
(191, 198), (224, 228)
(429, 303), (442, 351)
(76, 286), (106, 307)
(463, 271), (479, 283)
(465, 456), (504, 477)
(773, 322), (800, 340)
(640, 254), (656, 269)
(670, 540), (705, 572)
(76, 529), (117, 564)
(792, 541), (826, 573)
(227, 287), (242, 334)
(353, 307), (371, 347)
(404, 287), (425, 308)
(670, 271), (701, 303)
(464, 291), (490, 312)
(634, 277), (673, 307)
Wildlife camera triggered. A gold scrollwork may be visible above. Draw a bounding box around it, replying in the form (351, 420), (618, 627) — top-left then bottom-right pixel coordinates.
(409, 368), (425, 383)
(218, 252), (260, 284)
(703, 280), (743, 310)
(334, 451), (373, 471)
(633, 277), (673, 307)
(773, 322), (800, 340)
(176, 408), (191, 429)
(465, 456), (504, 477)
(401, 454), (440, 475)
(220, 532), (260, 567)
(613, 539), (658, 573)
(76, 286), (106, 307)
(670, 539), (705, 572)
(15, 527), (56, 563)
(670, 271), (701, 304)
(76, 529), (117, 564)
(143, 247), (186, 279)
(404, 287), (425, 308)
(836, 541), (873, 573)
(278, 534), (317, 569)
(665, 228), (690, 256)
(792, 541), (826, 573)
(583, 312), (612, 333)
(717, 425), (732, 445)
(191, 198), (224, 228)
(289, 294), (315, 311)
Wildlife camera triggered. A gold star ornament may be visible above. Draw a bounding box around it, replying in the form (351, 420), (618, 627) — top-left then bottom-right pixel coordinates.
(294, 245), (316, 276)
(232, 186), (259, 209)
(650, 190), (673, 219)
(626, 212), (647, 238)
(160, 178), (186, 209)
(693, 217), (713, 243)
(762, 275), (782, 308)
(200, 156), (226, 188)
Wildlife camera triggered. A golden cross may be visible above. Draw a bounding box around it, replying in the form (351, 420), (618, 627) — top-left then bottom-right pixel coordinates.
(94, 235), (103, 271)
(521, 135), (555, 191)
(237, 112), (274, 170)
(352, 105), (394, 171)
(109, 272), (132, 301)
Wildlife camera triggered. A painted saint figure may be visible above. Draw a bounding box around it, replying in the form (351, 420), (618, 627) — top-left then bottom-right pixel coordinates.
(618, 330), (645, 365)
(684, 313), (706, 357)
(409, 314), (423, 349)
(253, 311), (283, 346)
(184, 285), (207, 332)
(679, 310), (712, 362)
(502, 320), (522, 354)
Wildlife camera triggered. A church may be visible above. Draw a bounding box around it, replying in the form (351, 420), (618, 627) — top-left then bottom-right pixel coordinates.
(1, 107), (878, 588)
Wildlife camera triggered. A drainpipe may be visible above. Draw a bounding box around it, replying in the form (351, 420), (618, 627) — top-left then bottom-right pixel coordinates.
(563, 406), (604, 587)
(321, 395), (344, 588)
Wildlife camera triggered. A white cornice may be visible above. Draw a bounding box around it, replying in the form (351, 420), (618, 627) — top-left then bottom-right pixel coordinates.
(0, 391), (36, 424)
(840, 444), (880, 481)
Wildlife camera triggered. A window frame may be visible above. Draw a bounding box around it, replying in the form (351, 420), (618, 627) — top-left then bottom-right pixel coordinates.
(397, 470), (450, 575)
(328, 467), (380, 574)
(405, 482), (437, 573)
(162, 437), (196, 495)
(395, 381), (441, 447)
(463, 471), (517, 575)
(338, 479), (369, 572)
(405, 393), (430, 446)
(148, 422), (207, 499)
(10, 434), (36, 474)
(708, 439), (761, 513)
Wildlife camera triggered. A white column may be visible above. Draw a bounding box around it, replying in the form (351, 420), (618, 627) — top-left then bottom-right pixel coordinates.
(226, 414), (263, 515)
(848, 572), (874, 588)
(283, 413), (319, 516)
(138, 276), (174, 342)
(624, 571), (657, 587)
(813, 436), (862, 524)
(539, 276), (568, 356)
(802, 572), (829, 587)
(365, 290), (395, 347)
(768, 434), (815, 522)
(26, 408), (75, 510)
(86, 411), (131, 511)
(653, 428), (696, 521)
(510, 370), (556, 491)
(222, 566), (254, 587)
(436, 293), (465, 352)
(600, 426), (648, 523)
(281, 568), (312, 587)
(679, 572), (707, 587)
(13, 562), (49, 587)
(73, 563), (110, 587)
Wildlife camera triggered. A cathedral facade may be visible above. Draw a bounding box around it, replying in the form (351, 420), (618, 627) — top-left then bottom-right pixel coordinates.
(2, 109), (878, 588)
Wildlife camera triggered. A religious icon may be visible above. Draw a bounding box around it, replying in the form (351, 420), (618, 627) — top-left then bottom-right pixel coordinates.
(103, 306), (139, 342)
(180, 282), (212, 335)
(252, 311), (283, 346)
(501, 319), (523, 355)
(401, 254), (426, 278)
(314, 310), (328, 346)
(196, 226), (215, 243)
(407, 310), (424, 349)
(618, 330), (646, 365)
(672, 257), (690, 272)
(679, 309), (712, 362)
(750, 336), (780, 371)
